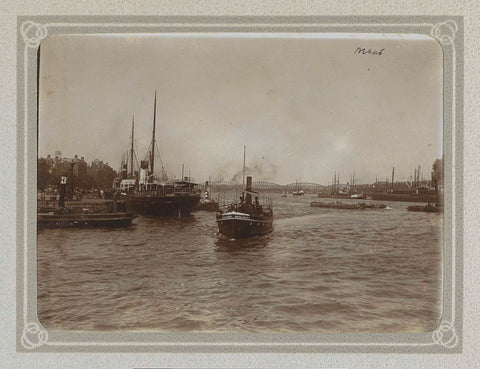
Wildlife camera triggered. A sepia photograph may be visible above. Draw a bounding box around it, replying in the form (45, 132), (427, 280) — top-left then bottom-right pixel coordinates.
(36, 33), (444, 334)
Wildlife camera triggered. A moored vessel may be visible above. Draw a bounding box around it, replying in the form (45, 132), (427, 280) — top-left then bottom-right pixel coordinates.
(38, 207), (135, 228)
(130, 177), (201, 217)
(119, 91), (201, 217)
(372, 191), (437, 203)
(38, 176), (135, 228)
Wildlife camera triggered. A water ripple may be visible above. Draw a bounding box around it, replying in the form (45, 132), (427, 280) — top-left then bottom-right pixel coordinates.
(37, 195), (442, 333)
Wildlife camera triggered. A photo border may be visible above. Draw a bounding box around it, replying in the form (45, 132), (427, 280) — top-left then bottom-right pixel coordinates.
(17, 15), (464, 353)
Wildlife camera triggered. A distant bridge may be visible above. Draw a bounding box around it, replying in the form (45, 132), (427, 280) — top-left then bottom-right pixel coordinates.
(209, 180), (325, 193)
(285, 182), (326, 191)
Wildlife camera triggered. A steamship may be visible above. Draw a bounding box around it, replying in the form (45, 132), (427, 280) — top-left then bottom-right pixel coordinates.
(216, 176), (274, 239)
(116, 92), (201, 217)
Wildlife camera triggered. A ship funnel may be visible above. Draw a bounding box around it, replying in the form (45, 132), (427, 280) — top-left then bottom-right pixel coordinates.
(58, 175), (67, 208)
(204, 181), (209, 200)
(139, 168), (149, 187)
(246, 176), (252, 204)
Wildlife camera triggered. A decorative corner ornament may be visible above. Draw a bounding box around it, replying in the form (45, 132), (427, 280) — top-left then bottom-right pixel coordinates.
(21, 322), (48, 350)
(430, 20), (458, 45)
(432, 321), (458, 348)
(20, 21), (48, 48)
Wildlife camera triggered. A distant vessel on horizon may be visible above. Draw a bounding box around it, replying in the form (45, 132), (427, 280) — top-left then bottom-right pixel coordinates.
(195, 180), (219, 211)
(292, 180), (304, 196)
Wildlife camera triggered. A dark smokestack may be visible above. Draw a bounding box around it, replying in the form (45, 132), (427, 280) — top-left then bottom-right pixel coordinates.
(245, 176), (252, 204)
(58, 175), (67, 208)
(391, 167), (395, 193)
(140, 160), (149, 169)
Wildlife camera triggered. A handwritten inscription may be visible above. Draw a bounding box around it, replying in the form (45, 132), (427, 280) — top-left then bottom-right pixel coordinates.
(354, 47), (385, 56)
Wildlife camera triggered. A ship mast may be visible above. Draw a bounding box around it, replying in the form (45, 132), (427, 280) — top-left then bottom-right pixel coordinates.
(150, 90), (157, 175)
(130, 115), (135, 178)
(242, 145), (246, 186)
(391, 167), (395, 193)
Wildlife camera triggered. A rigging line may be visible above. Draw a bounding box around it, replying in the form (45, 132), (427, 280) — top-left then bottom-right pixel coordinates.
(143, 142), (153, 162)
(155, 144), (168, 180)
(127, 140), (139, 170)
(133, 151), (140, 168)
(127, 139), (140, 172)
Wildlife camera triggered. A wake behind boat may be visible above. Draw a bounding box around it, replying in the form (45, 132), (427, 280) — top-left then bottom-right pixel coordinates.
(216, 176), (273, 239)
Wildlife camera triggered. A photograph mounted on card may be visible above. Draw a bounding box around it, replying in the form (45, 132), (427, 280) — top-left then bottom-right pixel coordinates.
(17, 16), (463, 353)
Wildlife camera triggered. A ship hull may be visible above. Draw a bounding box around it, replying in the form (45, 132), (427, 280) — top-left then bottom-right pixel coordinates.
(407, 204), (443, 213)
(37, 212), (135, 228)
(216, 216), (273, 239)
(195, 201), (219, 212)
(131, 195), (200, 217)
(372, 192), (437, 203)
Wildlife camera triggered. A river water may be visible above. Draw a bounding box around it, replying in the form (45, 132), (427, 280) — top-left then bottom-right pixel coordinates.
(37, 194), (443, 333)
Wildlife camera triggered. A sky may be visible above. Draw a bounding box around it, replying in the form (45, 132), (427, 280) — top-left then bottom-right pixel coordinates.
(38, 33), (443, 185)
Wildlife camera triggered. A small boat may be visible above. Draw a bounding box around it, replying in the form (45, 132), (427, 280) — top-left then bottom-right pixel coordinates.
(406, 179), (443, 213)
(216, 176), (273, 239)
(195, 181), (219, 211)
(407, 203), (443, 213)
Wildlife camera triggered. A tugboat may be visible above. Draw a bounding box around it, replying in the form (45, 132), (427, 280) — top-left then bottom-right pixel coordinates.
(127, 92), (201, 217)
(38, 174), (135, 228)
(216, 176), (273, 239)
